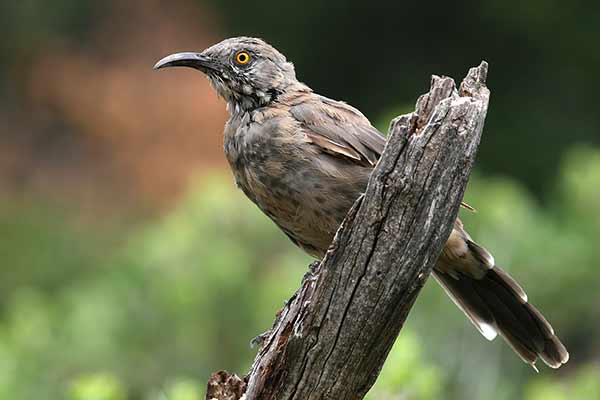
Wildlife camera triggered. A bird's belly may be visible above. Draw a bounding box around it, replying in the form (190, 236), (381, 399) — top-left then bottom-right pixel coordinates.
(233, 157), (366, 258)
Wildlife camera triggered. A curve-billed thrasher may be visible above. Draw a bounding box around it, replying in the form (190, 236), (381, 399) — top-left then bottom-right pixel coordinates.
(155, 37), (568, 370)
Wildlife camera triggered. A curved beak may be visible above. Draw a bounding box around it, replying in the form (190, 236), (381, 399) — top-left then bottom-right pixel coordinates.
(153, 52), (217, 72)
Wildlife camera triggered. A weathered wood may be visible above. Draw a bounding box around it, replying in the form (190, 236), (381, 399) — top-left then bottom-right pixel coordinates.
(206, 62), (490, 400)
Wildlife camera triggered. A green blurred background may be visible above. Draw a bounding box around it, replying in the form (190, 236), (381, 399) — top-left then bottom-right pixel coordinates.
(1, 1), (599, 399)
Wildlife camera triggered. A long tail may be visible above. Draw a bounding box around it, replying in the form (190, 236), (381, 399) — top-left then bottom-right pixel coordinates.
(433, 266), (569, 370)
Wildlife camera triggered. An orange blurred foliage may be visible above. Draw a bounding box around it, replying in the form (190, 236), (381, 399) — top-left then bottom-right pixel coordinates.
(16, 0), (230, 212)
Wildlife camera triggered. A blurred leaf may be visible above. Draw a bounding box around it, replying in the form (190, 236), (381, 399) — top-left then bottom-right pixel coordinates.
(69, 373), (127, 400)
(367, 331), (444, 400)
(524, 365), (600, 400)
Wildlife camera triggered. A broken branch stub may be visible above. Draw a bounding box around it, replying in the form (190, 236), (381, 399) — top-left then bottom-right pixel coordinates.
(207, 62), (490, 400)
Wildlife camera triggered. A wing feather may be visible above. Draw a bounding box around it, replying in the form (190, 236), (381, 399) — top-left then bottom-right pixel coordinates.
(290, 95), (385, 166)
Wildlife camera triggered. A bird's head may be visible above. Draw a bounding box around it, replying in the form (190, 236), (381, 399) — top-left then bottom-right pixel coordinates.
(154, 37), (298, 112)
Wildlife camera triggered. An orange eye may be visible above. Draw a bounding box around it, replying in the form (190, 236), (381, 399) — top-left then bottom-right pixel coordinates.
(235, 51), (251, 65)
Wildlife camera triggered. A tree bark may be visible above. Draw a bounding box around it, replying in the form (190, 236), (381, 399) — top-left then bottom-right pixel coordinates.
(206, 62), (490, 400)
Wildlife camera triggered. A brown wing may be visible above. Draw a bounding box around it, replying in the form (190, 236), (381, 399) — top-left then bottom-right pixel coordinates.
(290, 95), (386, 166)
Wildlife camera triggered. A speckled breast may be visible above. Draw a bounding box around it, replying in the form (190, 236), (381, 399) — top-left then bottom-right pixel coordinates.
(223, 117), (369, 258)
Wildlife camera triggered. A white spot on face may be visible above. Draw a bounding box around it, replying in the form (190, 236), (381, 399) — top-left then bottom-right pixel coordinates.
(242, 84), (253, 95)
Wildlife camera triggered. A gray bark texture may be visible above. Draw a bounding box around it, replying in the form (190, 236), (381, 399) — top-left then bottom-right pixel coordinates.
(206, 62), (490, 400)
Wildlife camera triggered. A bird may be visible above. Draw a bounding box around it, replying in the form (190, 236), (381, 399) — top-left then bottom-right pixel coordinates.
(154, 37), (569, 370)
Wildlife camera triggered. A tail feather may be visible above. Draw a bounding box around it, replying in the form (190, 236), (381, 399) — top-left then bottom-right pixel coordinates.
(433, 271), (497, 340)
(472, 272), (546, 355)
(487, 266), (527, 303)
(433, 266), (569, 370)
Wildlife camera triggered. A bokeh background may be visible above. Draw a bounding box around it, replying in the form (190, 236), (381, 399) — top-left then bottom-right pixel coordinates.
(1, 1), (599, 399)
